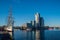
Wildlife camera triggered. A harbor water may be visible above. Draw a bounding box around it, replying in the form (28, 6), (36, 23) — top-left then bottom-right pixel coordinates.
(14, 30), (60, 40)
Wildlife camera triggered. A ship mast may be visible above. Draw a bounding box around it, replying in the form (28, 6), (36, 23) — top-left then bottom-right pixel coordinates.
(7, 6), (14, 27)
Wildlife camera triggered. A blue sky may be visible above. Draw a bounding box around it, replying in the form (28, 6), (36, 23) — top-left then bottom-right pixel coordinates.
(0, 0), (60, 27)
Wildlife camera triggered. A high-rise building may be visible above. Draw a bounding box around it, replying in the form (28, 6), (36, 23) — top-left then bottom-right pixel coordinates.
(31, 20), (35, 27)
(40, 17), (44, 27)
(35, 12), (40, 27)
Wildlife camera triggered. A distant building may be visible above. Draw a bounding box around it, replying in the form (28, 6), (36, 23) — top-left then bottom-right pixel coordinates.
(22, 22), (32, 28)
(31, 20), (35, 27)
(40, 17), (44, 27)
(35, 12), (44, 28)
(35, 12), (40, 27)
(27, 23), (32, 28)
(21, 12), (44, 28)
(22, 23), (27, 27)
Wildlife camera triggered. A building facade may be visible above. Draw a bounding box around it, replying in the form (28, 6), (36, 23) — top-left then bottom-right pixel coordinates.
(35, 12), (40, 27)
(35, 12), (44, 28)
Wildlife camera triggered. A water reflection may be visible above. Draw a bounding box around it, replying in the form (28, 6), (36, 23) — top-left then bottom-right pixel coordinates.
(0, 33), (12, 40)
(14, 30), (60, 40)
(14, 29), (44, 40)
(35, 30), (40, 40)
(1, 30), (60, 40)
(0, 30), (14, 40)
